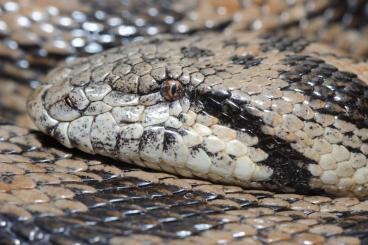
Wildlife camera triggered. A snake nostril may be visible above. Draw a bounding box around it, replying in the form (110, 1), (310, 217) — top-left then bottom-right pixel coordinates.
(64, 96), (76, 109)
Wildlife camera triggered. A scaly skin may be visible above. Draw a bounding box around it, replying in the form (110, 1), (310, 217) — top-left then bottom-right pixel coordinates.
(28, 32), (368, 197)
(0, 0), (367, 243)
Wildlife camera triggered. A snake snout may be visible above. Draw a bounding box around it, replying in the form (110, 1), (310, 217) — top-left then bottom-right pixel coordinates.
(27, 84), (57, 134)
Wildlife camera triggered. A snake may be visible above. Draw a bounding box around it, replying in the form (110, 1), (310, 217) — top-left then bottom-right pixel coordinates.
(1, 0), (368, 244)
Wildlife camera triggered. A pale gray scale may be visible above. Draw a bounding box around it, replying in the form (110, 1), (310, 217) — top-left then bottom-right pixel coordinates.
(281, 114), (304, 132)
(68, 87), (90, 110)
(91, 63), (114, 83)
(27, 86), (58, 134)
(230, 90), (251, 104)
(117, 123), (144, 163)
(103, 91), (139, 106)
(262, 111), (282, 127)
(138, 74), (160, 94)
(120, 123), (144, 140)
(178, 128), (202, 148)
(166, 64), (182, 79)
(201, 68), (217, 76)
(143, 103), (170, 127)
(190, 72), (204, 86)
(112, 106), (144, 123)
(84, 101), (112, 116)
(139, 126), (165, 163)
(314, 113), (335, 127)
(151, 67), (167, 81)
(132, 62), (152, 76)
(44, 84), (73, 109)
(45, 65), (73, 86)
(123, 46), (140, 57)
(113, 73), (139, 93)
(48, 99), (80, 122)
(350, 153), (368, 168)
(103, 53), (128, 65)
(203, 136), (225, 153)
(271, 99), (293, 115)
(209, 152), (234, 179)
(165, 116), (183, 128)
(179, 70), (191, 84)
(139, 92), (164, 106)
(70, 68), (91, 86)
(217, 71), (232, 79)
(111, 63), (132, 77)
(90, 112), (120, 157)
(261, 87), (283, 99)
(68, 116), (94, 153)
(139, 44), (157, 55)
(250, 94), (272, 110)
(196, 112), (218, 127)
(237, 131), (259, 146)
(282, 91), (305, 104)
(361, 144), (368, 155)
(342, 134), (362, 149)
(324, 127), (344, 144)
(169, 101), (182, 116)
(84, 83), (112, 101)
(334, 120), (356, 134)
(292, 104), (314, 120)
(52, 122), (71, 148)
(247, 147), (268, 162)
(179, 97), (191, 113)
(162, 129), (189, 167)
(66, 59), (91, 76)
(179, 58), (195, 69)
(186, 147), (212, 175)
(356, 128), (368, 141)
(126, 57), (143, 66)
(151, 61), (167, 69)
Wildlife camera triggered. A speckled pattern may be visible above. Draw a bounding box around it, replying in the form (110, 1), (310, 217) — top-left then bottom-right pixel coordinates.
(1, 0), (368, 244)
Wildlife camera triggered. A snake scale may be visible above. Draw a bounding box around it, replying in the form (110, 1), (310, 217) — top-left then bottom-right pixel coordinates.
(1, 0), (368, 244)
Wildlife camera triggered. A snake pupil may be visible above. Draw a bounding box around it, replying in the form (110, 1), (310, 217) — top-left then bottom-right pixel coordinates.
(171, 84), (177, 95)
(161, 79), (184, 101)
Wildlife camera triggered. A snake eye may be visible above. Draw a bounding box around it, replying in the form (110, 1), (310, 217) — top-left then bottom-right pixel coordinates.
(161, 80), (184, 101)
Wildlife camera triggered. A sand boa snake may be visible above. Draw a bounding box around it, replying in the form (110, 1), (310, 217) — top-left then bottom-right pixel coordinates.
(1, 0), (368, 244)
(24, 1), (368, 197)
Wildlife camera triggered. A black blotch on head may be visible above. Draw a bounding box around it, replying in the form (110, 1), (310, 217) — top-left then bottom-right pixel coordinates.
(281, 54), (368, 127)
(197, 86), (318, 194)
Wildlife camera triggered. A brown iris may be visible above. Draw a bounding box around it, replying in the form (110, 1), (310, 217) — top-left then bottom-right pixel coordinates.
(160, 80), (185, 101)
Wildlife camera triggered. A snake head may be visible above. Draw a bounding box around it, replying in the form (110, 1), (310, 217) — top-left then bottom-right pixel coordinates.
(27, 34), (274, 188)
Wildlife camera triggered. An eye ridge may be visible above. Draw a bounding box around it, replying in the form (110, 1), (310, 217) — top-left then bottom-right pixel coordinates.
(161, 79), (184, 101)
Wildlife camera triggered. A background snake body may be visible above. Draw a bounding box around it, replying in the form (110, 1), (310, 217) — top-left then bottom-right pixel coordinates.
(1, 0), (368, 244)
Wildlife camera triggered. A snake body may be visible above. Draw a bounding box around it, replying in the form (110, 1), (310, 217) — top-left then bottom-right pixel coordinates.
(1, 0), (368, 243)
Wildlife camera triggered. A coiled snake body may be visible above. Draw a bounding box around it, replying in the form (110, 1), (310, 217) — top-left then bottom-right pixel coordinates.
(2, 0), (368, 244)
